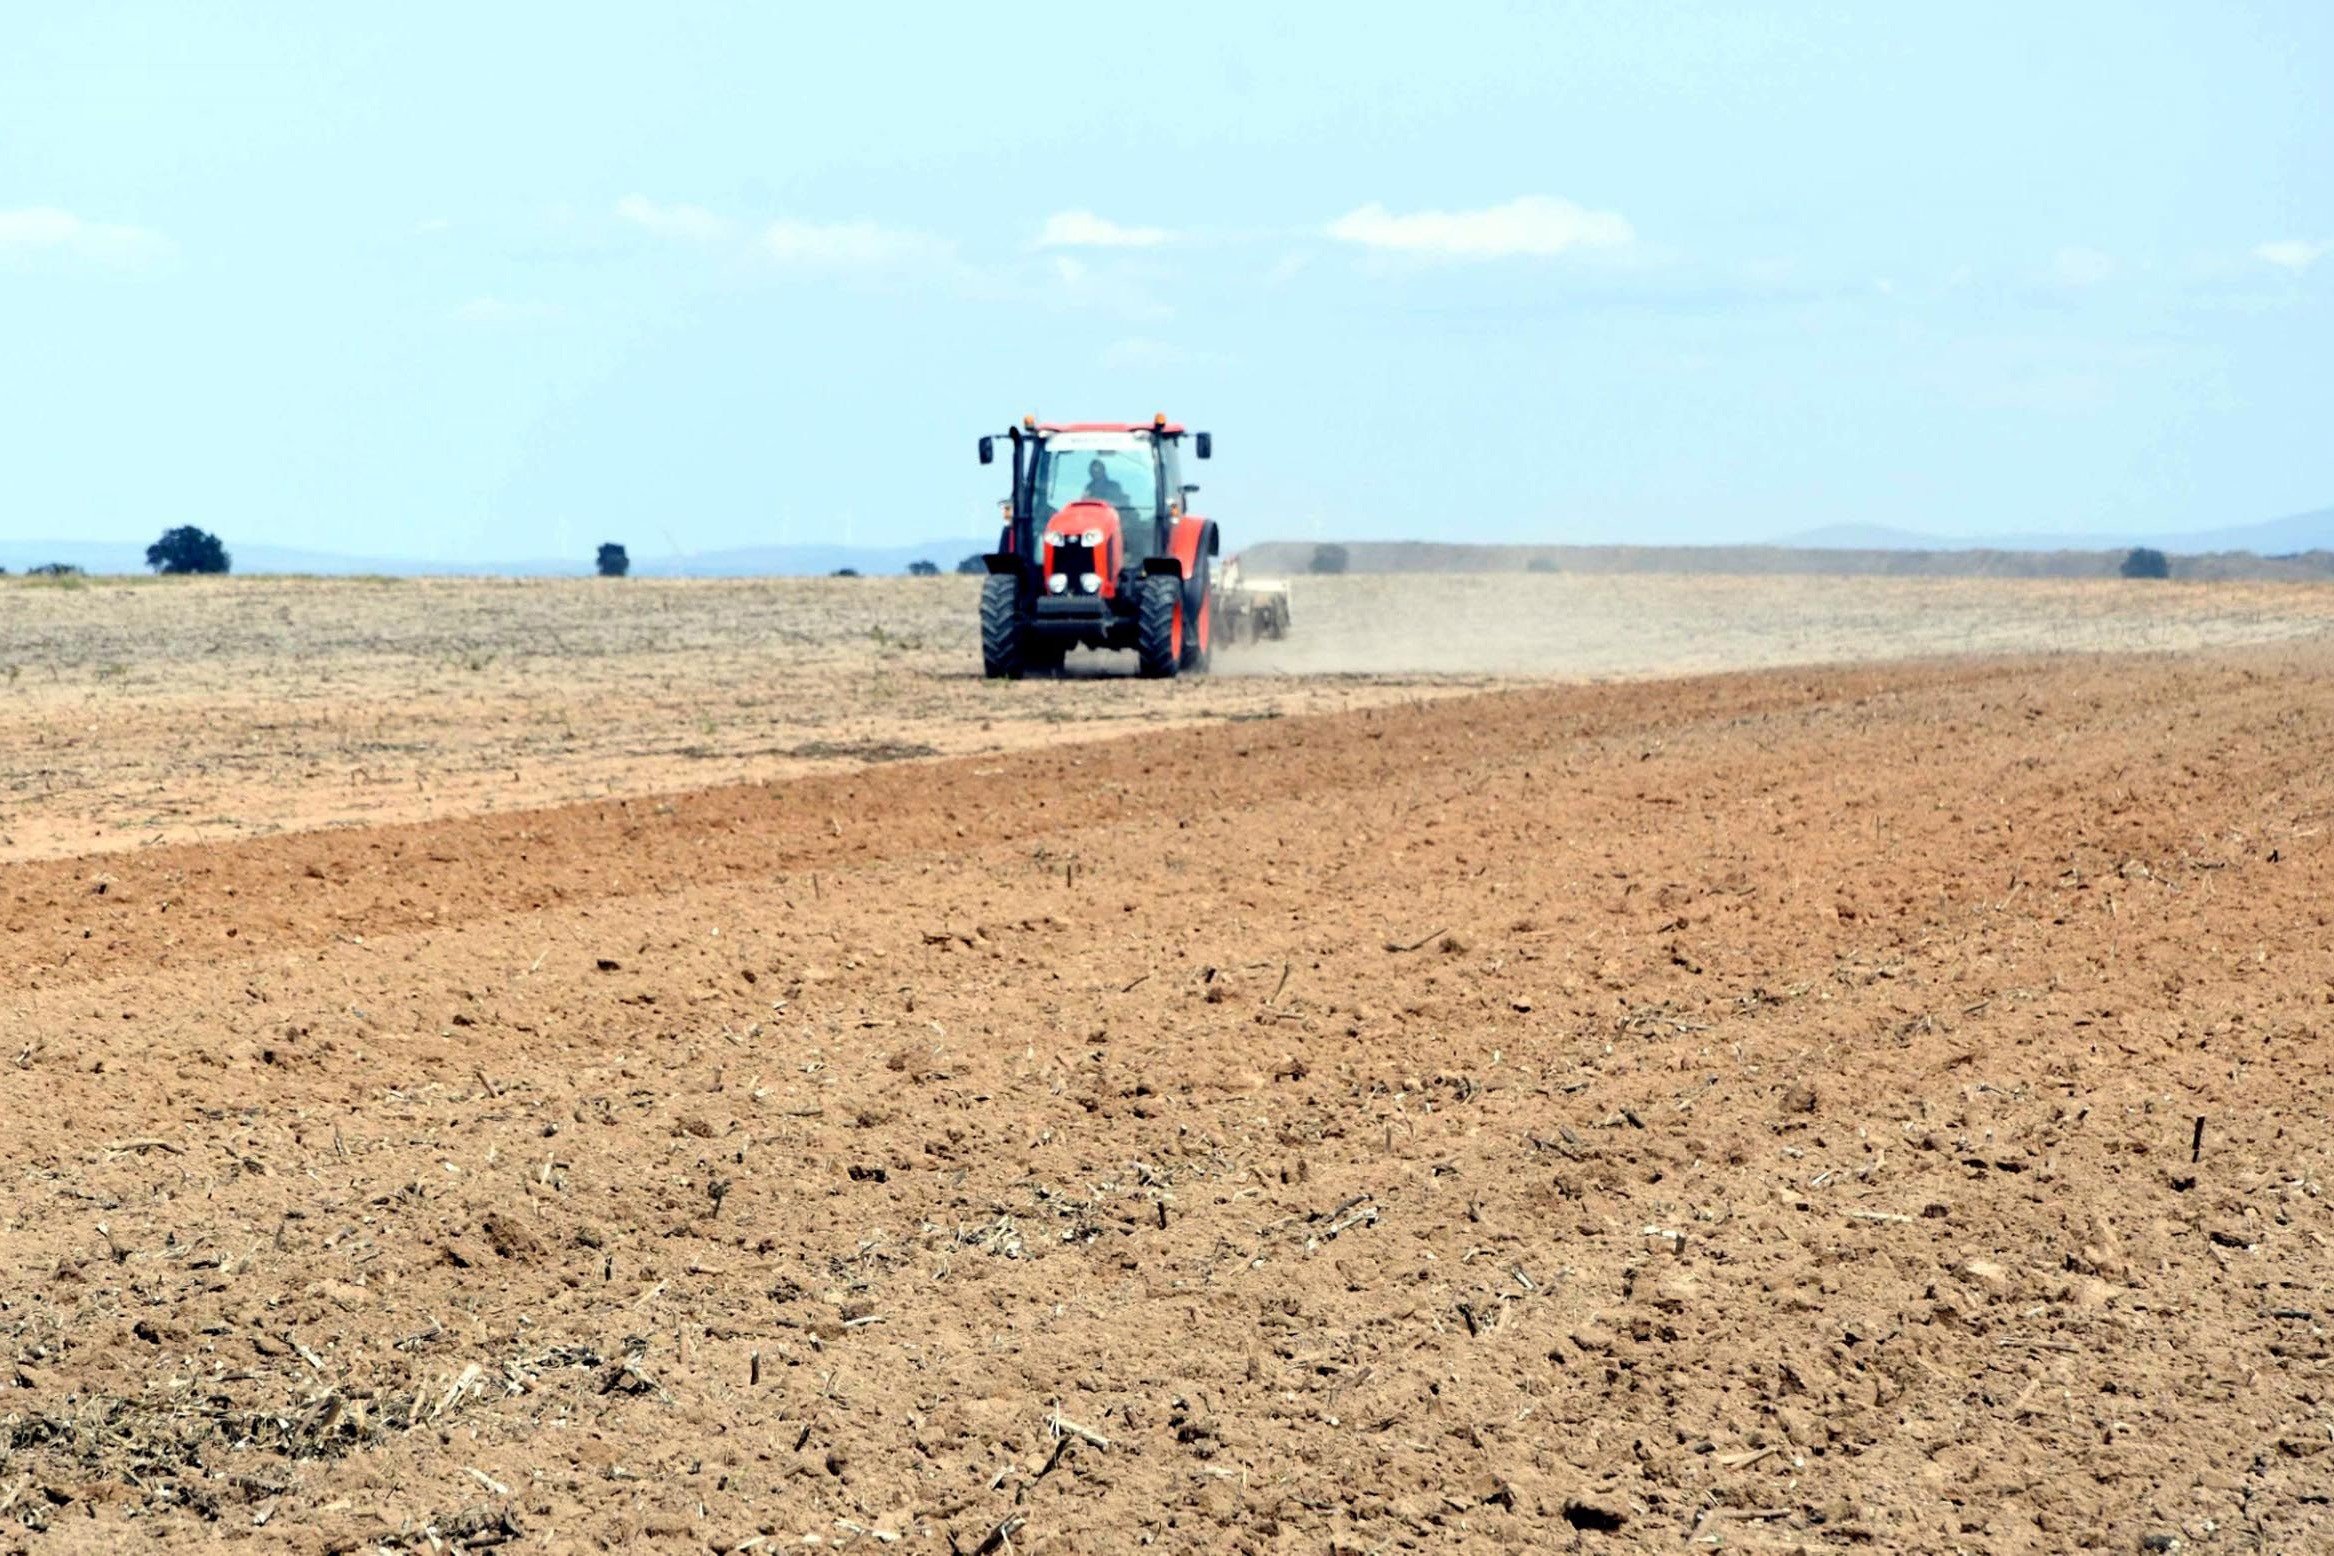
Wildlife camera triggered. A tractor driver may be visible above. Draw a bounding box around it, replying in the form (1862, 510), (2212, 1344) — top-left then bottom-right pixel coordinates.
(1083, 458), (1131, 508)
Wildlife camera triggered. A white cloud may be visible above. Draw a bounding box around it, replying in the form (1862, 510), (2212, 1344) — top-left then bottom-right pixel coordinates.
(0, 206), (175, 268)
(1038, 210), (1169, 249)
(2051, 246), (2117, 287)
(450, 296), (559, 324)
(2255, 238), (2329, 272)
(617, 195), (732, 243)
(1019, 251), (1169, 321)
(760, 218), (949, 269)
(1326, 195), (1633, 259)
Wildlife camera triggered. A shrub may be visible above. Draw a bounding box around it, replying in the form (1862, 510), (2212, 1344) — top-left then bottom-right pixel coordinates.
(146, 527), (231, 575)
(596, 542), (630, 578)
(26, 562), (83, 577)
(2120, 546), (2171, 580)
(833, 568), (861, 578)
(907, 559), (941, 576)
(1526, 557), (1560, 574)
(1309, 543), (1350, 575)
(956, 554), (987, 575)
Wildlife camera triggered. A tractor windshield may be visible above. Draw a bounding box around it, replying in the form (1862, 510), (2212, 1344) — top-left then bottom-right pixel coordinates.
(1032, 433), (1156, 527)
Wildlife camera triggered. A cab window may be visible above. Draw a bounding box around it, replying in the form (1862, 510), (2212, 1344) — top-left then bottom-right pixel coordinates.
(1034, 436), (1159, 526)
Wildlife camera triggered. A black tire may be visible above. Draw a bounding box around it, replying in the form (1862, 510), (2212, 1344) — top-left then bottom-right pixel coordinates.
(1135, 574), (1181, 679)
(1180, 562), (1212, 673)
(980, 573), (1026, 679)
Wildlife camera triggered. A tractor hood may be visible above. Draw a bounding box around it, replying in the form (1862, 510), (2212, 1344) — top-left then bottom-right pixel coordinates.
(1041, 501), (1123, 598)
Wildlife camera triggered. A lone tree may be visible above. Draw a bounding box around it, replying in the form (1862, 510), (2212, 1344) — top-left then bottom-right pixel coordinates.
(832, 567), (861, 578)
(906, 559), (941, 576)
(1309, 543), (1350, 576)
(146, 526), (231, 575)
(596, 543), (630, 578)
(2120, 546), (2171, 580)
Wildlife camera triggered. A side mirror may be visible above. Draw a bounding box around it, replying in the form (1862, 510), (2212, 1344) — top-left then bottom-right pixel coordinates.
(1180, 484), (1201, 497)
(1194, 432), (1212, 460)
(978, 436), (995, 466)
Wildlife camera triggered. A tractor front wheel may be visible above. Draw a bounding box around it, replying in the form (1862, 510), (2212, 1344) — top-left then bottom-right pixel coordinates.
(980, 573), (1027, 679)
(1135, 574), (1182, 679)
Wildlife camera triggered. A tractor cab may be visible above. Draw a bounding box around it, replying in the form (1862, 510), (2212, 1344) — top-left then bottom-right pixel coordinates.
(975, 416), (1219, 678)
(1026, 429), (1175, 606)
(1032, 429), (1172, 552)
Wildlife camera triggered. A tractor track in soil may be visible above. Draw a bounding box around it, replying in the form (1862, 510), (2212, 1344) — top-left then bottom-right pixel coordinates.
(2, 643), (2331, 1552)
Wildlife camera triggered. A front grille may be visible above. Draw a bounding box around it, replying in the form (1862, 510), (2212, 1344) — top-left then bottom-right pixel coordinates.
(1048, 542), (1097, 590)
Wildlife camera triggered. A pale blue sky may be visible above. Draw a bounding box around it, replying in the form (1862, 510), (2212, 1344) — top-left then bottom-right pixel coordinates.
(4, 2), (2328, 563)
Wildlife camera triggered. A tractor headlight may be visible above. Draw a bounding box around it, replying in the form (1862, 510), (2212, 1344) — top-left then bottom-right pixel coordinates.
(1080, 528), (1104, 547)
(1042, 532), (1062, 548)
(1079, 572), (1101, 593)
(1046, 573), (1069, 594)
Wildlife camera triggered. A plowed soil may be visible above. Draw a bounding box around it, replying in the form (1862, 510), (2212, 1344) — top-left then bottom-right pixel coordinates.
(3, 587), (2333, 1553)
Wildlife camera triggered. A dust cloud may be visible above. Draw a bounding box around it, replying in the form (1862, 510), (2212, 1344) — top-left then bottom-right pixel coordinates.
(1216, 571), (2334, 678)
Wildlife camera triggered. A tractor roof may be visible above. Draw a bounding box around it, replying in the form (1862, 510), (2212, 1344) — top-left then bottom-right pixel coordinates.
(1037, 420), (1187, 437)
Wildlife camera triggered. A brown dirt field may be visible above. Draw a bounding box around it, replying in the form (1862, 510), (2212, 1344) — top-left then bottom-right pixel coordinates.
(2, 585), (2332, 1553)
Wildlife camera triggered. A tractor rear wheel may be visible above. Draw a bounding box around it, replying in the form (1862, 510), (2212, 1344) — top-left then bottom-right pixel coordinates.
(1135, 574), (1181, 679)
(1180, 561), (1213, 673)
(979, 573), (1027, 679)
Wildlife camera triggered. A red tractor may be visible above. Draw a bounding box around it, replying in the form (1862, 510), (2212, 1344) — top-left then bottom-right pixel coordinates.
(975, 415), (1218, 678)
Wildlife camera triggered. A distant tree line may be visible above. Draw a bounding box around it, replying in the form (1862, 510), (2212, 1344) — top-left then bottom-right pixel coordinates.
(22, 532), (2199, 586)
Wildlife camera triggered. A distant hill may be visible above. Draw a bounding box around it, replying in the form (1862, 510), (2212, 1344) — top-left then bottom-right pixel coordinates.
(0, 537), (991, 578)
(1777, 506), (2334, 557)
(0, 539), (585, 576)
(628, 541), (990, 578)
(1240, 540), (2334, 582)
(1779, 524), (1966, 550)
